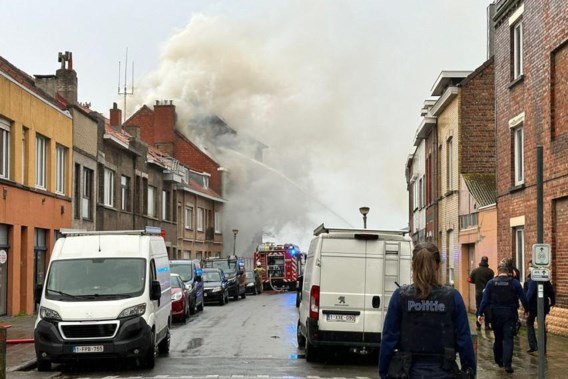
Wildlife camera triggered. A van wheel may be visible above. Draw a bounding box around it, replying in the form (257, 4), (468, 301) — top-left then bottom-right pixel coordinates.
(37, 359), (51, 372)
(143, 335), (157, 369)
(297, 321), (306, 348)
(158, 327), (170, 355)
(305, 341), (319, 362)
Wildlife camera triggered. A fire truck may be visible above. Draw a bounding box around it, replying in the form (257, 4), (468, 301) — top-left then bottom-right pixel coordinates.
(253, 243), (302, 291)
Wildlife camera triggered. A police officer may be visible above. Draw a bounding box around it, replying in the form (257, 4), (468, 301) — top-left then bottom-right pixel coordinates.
(379, 242), (476, 379)
(477, 262), (528, 374)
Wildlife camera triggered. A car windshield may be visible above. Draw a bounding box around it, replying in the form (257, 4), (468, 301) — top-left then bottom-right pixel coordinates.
(204, 260), (237, 273)
(245, 271), (255, 283)
(170, 263), (194, 281)
(45, 258), (146, 301)
(203, 271), (222, 282)
(170, 275), (183, 289)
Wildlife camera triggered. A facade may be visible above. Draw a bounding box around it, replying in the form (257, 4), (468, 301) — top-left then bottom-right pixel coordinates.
(493, 0), (568, 335)
(0, 56), (73, 316)
(124, 102), (225, 260)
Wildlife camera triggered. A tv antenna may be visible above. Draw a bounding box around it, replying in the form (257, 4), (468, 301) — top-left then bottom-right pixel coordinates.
(118, 48), (134, 123)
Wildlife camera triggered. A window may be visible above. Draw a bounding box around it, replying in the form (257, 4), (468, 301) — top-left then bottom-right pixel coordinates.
(147, 185), (156, 217)
(197, 207), (204, 231)
(514, 227), (525, 281)
(513, 22), (523, 79)
(185, 207), (193, 229)
(446, 137), (453, 191)
(55, 144), (67, 195)
(162, 190), (170, 220)
(121, 175), (130, 211)
(34, 228), (48, 287)
(83, 168), (93, 219)
(446, 230), (454, 285)
(0, 118), (10, 180)
(419, 176), (424, 208)
(35, 134), (47, 189)
(21, 127), (28, 184)
(103, 168), (114, 207)
(513, 126), (524, 185)
(214, 211), (221, 233)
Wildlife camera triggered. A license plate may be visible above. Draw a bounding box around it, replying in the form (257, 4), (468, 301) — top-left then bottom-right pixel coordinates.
(73, 345), (104, 353)
(326, 314), (356, 322)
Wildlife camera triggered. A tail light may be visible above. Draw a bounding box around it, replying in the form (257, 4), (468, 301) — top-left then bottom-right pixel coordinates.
(309, 285), (320, 320)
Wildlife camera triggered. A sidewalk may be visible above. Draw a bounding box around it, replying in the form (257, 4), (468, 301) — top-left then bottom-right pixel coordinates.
(0, 314), (37, 374)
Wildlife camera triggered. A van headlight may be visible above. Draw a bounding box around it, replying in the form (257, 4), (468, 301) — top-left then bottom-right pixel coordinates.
(39, 306), (62, 321)
(118, 303), (146, 318)
(171, 292), (183, 301)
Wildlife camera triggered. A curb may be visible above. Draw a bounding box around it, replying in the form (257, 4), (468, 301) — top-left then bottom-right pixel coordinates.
(7, 359), (36, 373)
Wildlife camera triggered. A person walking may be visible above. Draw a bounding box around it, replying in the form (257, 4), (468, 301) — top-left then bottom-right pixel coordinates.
(477, 262), (529, 374)
(525, 269), (555, 353)
(468, 256), (494, 330)
(379, 242), (476, 379)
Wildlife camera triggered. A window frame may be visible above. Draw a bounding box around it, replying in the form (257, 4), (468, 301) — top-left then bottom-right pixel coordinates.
(197, 207), (204, 232)
(35, 134), (47, 189)
(121, 175), (130, 211)
(214, 211), (221, 233)
(446, 137), (453, 191)
(0, 119), (10, 180)
(55, 144), (67, 195)
(513, 125), (524, 185)
(103, 168), (114, 207)
(147, 185), (157, 217)
(185, 207), (193, 229)
(514, 226), (525, 282)
(513, 21), (523, 79)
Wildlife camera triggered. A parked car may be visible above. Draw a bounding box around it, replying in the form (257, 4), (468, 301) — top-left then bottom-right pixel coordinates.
(202, 268), (229, 305)
(203, 256), (246, 301)
(170, 273), (190, 322)
(170, 259), (204, 315)
(245, 270), (262, 295)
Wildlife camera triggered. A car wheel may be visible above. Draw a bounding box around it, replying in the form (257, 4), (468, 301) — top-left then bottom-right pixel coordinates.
(297, 321), (306, 348)
(36, 358), (51, 372)
(305, 340), (319, 362)
(158, 326), (170, 355)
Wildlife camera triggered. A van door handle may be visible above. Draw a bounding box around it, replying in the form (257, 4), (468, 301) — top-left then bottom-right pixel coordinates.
(372, 296), (380, 308)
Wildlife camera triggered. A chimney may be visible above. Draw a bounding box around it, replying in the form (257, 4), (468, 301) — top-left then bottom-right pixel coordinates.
(110, 102), (122, 128)
(486, 3), (496, 58)
(55, 51), (78, 104)
(153, 100), (176, 148)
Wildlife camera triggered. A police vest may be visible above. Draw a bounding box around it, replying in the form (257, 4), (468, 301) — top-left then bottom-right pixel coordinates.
(489, 276), (517, 307)
(398, 285), (455, 355)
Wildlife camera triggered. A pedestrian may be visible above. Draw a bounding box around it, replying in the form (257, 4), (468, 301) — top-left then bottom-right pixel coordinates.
(501, 257), (521, 281)
(379, 242), (476, 379)
(477, 262), (529, 374)
(468, 255), (494, 330)
(525, 267), (555, 353)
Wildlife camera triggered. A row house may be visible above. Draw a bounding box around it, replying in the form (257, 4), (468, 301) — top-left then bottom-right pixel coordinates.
(493, 0), (568, 335)
(408, 61), (496, 311)
(0, 56), (73, 315)
(123, 102), (226, 261)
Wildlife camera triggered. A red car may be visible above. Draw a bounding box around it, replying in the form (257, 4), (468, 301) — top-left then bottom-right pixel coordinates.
(171, 273), (190, 322)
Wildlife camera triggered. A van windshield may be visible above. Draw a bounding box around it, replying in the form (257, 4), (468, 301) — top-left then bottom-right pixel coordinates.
(45, 258), (146, 301)
(170, 263), (194, 282)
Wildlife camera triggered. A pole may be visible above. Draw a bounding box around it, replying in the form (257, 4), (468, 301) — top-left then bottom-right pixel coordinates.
(363, 215), (367, 229)
(233, 233), (236, 256)
(0, 324), (8, 379)
(536, 145), (545, 379)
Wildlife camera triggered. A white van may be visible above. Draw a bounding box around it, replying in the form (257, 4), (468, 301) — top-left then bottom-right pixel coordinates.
(33, 227), (171, 371)
(297, 224), (412, 362)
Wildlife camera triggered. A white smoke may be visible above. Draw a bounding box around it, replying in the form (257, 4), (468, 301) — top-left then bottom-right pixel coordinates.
(128, 1), (488, 254)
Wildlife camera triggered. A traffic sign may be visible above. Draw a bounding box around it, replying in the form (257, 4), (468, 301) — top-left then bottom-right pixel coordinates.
(532, 244), (551, 266)
(531, 268), (550, 282)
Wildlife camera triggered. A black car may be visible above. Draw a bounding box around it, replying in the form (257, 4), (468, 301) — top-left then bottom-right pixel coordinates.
(170, 259), (204, 315)
(202, 268), (229, 305)
(245, 270), (262, 295)
(203, 256), (246, 301)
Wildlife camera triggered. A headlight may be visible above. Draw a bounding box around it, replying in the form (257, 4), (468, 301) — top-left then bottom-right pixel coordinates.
(39, 306), (62, 321)
(212, 287), (222, 292)
(228, 278), (236, 284)
(118, 303), (146, 318)
(171, 292), (183, 301)
(246, 283), (254, 287)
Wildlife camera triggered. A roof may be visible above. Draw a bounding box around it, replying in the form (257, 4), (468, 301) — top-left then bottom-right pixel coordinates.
(430, 71), (472, 96)
(462, 173), (496, 208)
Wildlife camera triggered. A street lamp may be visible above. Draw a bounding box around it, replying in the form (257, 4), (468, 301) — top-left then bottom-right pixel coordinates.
(232, 229), (239, 256)
(359, 207), (370, 229)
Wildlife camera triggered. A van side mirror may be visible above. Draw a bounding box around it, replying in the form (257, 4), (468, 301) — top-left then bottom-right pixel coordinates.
(150, 280), (162, 300)
(34, 284), (43, 304)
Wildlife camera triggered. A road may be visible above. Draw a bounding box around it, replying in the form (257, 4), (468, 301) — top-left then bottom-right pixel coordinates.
(46, 291), (379, 378)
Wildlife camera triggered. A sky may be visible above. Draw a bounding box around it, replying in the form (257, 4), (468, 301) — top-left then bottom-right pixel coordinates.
(1, 0), (494, 254)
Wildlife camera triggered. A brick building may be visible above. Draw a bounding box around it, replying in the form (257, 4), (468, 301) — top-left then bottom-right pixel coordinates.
(493, 0), (568, 335)
(124, 102), (225, 260)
